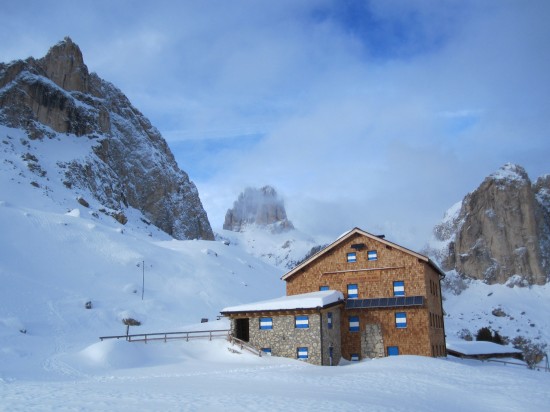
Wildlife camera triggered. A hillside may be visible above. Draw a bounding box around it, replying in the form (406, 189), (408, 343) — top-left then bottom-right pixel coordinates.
(0, 138), (283, 380)
(0, 37), (213, 240)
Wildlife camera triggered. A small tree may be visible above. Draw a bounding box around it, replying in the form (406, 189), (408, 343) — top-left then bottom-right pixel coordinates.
(492, 330), (504, 345)
(476, 327), (493, 342)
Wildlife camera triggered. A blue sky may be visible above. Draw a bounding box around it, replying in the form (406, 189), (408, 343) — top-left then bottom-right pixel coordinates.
(2, 1), (549, 248)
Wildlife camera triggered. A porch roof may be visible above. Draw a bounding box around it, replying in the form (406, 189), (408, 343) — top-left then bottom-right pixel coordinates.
(221, 290), (344, 314)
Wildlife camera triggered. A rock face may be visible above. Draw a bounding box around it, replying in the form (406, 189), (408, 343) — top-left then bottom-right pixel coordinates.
(0, 37), (214, 240)
(223, 186), (294, 233)
(432, 164), (549, 285)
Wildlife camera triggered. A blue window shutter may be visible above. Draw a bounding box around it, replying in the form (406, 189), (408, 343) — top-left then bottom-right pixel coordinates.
(259, 317), (273, 330)
(367, 250), (378, 261)
(319, 285), (329, 291)
(347, 284), (358, 299)
(349, 316), (360, 332)
(327, 312), (333, 329)
(393, 281), (405, 296)
(388, 346), (399, 356)
(351, 354), (360, 361)
(347, 252), (357, 263)
(297, 347), (308, 360)
(295, 315), (309, 329)
(395, 312), (407, 328)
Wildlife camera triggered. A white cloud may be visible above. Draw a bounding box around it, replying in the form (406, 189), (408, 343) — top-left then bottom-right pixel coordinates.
(1, 1), (549, 248)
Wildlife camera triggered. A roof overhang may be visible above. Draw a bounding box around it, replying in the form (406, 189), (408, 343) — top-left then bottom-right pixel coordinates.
(281, 227), (446, 281)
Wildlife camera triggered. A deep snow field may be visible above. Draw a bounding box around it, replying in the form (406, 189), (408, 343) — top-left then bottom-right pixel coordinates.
(1, 126), (550, 410)
(2, 337), (550, 412)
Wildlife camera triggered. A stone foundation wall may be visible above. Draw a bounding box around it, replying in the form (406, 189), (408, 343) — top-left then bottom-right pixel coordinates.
(248, 312), (323, 365)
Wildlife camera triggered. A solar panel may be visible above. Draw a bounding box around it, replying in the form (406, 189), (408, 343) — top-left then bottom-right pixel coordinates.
(345, 296), (425, 309)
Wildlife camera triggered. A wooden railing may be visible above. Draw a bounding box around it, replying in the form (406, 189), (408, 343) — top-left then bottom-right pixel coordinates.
(99, 329), (231, 343)
(228, 335), (263, 357)
(99, 329), (265, 358)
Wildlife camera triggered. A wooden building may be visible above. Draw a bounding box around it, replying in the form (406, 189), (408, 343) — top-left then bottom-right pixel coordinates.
(222, 228), (447, 365)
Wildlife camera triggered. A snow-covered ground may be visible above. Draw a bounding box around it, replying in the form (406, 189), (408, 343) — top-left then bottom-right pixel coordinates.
(443, 274), (550, 346)
(2, 126), (550, 410)
(3, 337), (549, 412)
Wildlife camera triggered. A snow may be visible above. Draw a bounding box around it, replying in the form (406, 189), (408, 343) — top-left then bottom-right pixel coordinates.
(443, 278), (550, 347)
(222, 290), (344, 313)
(2, 125), (550, 410)
(2, 340), (549, 411)
(490, 163), (527, 183)
(446, 340), (522, 355)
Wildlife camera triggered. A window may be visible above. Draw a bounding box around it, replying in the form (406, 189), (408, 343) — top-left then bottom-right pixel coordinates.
(349, 316), (359, 332)
(393, 281), (405, 296)
(388, 346), (399, 356)
(259, 317), (273, 330)
(319, 285), (329, 291)
(295, 315), (309, 329)
(347, 283), (358, 299)
(261, 348), (272, 355)
(367, 250), (378, 261)
(347, 252), (357, 263)
(395, 312), (407, 328)
(297, 347), (308, 360)
(327, 312), (333, 329)
(350, 354), (360, 361)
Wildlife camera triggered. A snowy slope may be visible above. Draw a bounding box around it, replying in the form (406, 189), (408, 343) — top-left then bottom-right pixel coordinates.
(442, 273), (550, 347)
(0, 125), (284, 381)
(217, 225), (327, 270)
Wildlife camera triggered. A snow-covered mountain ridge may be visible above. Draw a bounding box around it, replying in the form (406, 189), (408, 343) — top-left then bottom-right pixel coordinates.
(0, 37), (213, 240)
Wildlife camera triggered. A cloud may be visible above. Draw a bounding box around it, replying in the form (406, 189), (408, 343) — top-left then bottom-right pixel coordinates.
(1, 1), (549, 249)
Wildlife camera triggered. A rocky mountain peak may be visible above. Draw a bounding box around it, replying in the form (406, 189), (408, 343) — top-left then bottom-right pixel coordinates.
(0, 38), (214, 241)
(488, 163), (530, 187)
(37, 36), (89, 93)
(223, 185), (294, 233)
(431, 163), (549, 286)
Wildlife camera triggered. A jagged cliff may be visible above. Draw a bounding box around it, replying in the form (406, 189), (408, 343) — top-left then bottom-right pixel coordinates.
(0, 37), (214, 240)
(432, 164), (550, 285)
(223, 186), (294, 233)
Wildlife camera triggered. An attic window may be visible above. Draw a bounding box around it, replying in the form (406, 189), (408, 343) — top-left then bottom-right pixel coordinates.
(351, 243), (365, 250)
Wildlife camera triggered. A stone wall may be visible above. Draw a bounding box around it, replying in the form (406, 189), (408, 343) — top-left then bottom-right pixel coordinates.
(248, 310), (323, 365)
(362, 324), (384, 358)
(229, 305), (343, 366)
(320, 307), (342, 366)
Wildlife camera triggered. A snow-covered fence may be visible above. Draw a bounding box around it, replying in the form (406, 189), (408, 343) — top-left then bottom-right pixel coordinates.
(99, 329), (231, 343)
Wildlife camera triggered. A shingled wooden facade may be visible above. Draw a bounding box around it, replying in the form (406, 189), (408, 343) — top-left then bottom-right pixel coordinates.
(282, 228), (447, 360)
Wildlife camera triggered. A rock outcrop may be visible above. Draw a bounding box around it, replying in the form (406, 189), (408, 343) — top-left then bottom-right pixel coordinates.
(432, 164), (549, 285)
(223, 186), (294, 233)
(0, 37), (214, 240)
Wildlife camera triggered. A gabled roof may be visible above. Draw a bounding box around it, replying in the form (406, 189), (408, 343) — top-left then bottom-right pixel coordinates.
(220, 290), (344, 314)
(281, 227), (445, 281)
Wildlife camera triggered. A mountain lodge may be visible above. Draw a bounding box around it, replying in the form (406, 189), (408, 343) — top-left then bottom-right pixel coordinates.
(221, 227), (447, 365)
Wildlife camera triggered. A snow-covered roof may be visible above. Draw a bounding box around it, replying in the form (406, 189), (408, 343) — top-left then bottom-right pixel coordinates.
(446, 340), (522, 356)
(221, 290), (344, 313)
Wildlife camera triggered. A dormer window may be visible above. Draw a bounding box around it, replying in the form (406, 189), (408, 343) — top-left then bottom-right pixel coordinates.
(347, 252), (357, 263)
